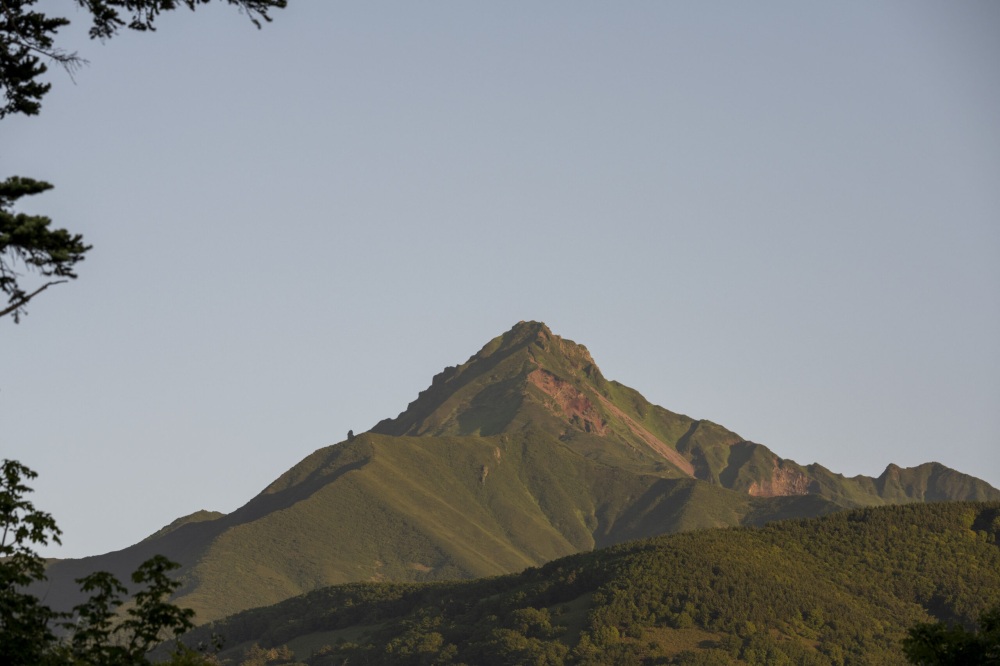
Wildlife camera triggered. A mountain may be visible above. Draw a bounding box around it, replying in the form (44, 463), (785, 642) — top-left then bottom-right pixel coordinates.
(38, 321), (999, 624)
(182, 501), (1000, 665)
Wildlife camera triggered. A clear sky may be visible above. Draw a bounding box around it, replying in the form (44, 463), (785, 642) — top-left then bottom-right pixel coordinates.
(3, 2), (998, 559)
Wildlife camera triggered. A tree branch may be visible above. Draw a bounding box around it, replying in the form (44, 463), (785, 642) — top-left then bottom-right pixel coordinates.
(0, 279), (67, 320)
(5, 35), (87, 78)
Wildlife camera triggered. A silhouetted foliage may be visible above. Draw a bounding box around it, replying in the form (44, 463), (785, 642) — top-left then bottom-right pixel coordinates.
(0, 177), (91, 321)
(0, 459), (211, 665)
(0, 459), (63, 664)
(0, 0), (287, 119)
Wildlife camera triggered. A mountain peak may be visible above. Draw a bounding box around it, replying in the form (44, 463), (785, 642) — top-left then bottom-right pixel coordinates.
(505, 319), (552, 343)
(368, 322), (705, 475)
(371, 321), (604, 438)
(478, 320), (592, 366)
(504, 320), (597, 369)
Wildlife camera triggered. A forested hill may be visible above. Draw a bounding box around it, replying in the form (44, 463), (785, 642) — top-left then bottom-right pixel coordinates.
(186, 500), (1000, 665)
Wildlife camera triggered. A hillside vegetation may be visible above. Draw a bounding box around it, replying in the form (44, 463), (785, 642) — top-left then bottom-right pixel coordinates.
(185, 500), (1000, 665)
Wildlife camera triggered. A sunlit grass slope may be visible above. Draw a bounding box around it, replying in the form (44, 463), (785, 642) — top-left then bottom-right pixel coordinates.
(152, 429), (841, 622)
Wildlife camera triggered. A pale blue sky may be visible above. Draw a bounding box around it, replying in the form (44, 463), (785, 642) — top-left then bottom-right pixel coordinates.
(3, 2), (998, 558)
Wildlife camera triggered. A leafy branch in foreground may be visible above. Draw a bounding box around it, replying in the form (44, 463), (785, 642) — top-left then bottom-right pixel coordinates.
(0, 176), (91, 322)
(60, 555), (201, 665)
(0, 459), (63, 664)
(0, 458), (212, 665)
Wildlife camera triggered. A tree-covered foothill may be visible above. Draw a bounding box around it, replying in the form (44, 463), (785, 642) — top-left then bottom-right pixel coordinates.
(0, 459), (212, 665)
(182, 500), (1000, 665)
(0, 0), (287, 321)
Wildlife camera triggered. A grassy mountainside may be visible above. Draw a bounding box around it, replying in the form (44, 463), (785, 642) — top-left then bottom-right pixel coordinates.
(183, 501), (1000, 665)
(38, 321), (1000, 625)
(39, 430), (840, 623)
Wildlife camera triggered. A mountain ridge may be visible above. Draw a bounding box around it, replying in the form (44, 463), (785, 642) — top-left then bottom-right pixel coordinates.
(378, 320), (996, 505)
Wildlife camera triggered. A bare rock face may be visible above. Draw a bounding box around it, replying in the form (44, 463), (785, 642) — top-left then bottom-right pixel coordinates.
(528, 368), (607, 435)
(748, 458), (817, 497)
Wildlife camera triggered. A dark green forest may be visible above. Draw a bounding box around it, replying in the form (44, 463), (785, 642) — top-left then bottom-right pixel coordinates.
(185, 500), (1000, 665)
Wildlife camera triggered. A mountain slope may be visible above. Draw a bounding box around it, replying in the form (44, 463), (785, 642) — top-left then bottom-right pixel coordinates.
(40, 429), (842, 623)
(38, 321), (999, 624)
(183, 501), (1000, 665)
